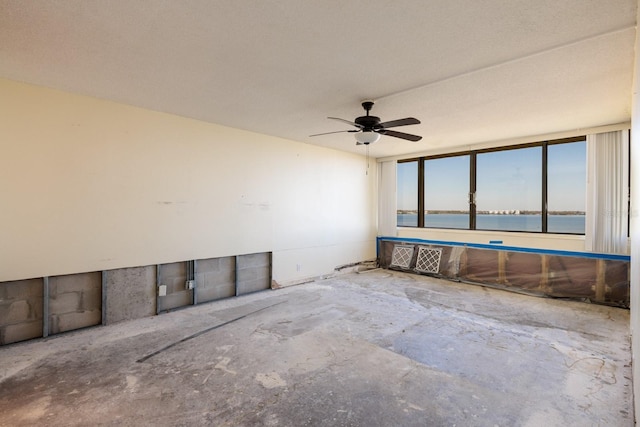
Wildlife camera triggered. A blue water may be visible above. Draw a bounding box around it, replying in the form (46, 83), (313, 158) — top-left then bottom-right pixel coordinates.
(397, 214), (585, 234)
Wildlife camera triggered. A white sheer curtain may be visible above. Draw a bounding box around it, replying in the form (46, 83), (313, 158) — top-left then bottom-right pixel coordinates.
(377, 160), (397, 237)
(585, 130), (629, 254)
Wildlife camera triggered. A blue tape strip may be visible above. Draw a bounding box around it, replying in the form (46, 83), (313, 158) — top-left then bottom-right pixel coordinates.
(377, 236), (630, 262)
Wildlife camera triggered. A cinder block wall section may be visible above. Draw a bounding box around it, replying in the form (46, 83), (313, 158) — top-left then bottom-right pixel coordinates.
(48, 272), (102, 335)
(196, 257), (235, 303)
(237, 253), (271, 295)
(157, 262), (190, 313)
(104, 266), (156, 324)
(0, 278), (43, 345)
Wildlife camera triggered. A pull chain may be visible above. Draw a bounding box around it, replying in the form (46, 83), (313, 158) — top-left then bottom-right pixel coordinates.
(365, 144), (369, 175)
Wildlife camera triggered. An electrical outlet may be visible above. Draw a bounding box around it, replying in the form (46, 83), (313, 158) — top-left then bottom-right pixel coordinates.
(185, 280), (195, 290)
(158, 285), (167, 297)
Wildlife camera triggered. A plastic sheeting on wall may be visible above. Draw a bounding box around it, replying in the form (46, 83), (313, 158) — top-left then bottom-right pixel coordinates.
(378, 239), (629, 308)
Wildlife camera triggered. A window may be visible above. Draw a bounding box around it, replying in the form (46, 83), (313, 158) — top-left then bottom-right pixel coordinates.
(397, 160), (418, 227)
(476, 146), (542, 232)
(423, 155), (469, 229)
(396, 137), (587, 234)
(547, 140), (586, 233)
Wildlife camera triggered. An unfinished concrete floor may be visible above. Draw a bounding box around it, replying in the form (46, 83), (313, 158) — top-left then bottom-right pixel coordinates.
(0, 270), (632, 426)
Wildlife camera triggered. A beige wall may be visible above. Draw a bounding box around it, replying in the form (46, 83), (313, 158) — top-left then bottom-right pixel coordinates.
(0, 79), (376, 284)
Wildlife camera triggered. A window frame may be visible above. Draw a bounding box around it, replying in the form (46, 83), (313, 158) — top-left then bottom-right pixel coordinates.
(396, 159), (420, 227)
(397, 136), (587, 234)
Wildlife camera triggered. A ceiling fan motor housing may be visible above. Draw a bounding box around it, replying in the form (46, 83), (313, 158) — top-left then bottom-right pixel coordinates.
(355, 115), (381, 130)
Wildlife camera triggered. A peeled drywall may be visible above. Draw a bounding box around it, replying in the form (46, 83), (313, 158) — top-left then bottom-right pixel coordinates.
(0, 79), (376, 283)
(379, 239), (630, 307)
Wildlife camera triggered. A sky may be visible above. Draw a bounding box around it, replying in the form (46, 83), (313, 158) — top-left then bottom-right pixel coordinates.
(397, 141), (586, 212)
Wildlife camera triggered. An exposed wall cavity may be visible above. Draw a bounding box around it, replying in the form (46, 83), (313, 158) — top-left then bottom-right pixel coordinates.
(0, 278), (43, 344)
(0, 252), (272, 345)
(48, 272), (101, 335)
(378, 239), (629, 308)
(196, 257), (235, 303)
(104, 266), (156, 324)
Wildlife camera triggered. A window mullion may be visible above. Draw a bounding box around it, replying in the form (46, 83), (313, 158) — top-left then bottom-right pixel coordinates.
(418, 158), (425, 228)
(542, 143), (548, 233)
(470, 152), (477, 230)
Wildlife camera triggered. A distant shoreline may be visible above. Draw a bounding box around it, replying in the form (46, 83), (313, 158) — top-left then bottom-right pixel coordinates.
(397, 210), (585, 216)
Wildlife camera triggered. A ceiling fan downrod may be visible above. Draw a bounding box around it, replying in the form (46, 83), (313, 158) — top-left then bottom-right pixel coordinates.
(361, 100), (375, 116)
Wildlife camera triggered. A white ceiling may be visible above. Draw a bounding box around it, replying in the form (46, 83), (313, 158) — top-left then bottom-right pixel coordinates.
(0, 1), (636, 158)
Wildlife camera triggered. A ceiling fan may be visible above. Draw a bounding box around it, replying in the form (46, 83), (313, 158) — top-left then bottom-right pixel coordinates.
(310, 101), (422, 145)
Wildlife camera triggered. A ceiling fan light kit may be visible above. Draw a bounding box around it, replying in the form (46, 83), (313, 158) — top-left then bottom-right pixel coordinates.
(310, 100), (422, 145)
(354, 130), (381, 145)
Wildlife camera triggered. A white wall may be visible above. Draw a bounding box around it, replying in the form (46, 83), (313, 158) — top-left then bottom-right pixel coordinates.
(0, 79), (376, 284)
(397, 227), (585, 252)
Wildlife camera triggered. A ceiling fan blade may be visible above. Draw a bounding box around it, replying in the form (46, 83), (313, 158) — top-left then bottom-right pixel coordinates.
(378, 117), (420, 128)
(309, 129), (359, 137)
(328, 117), (364, 128)
(379, 129), (422, 142)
